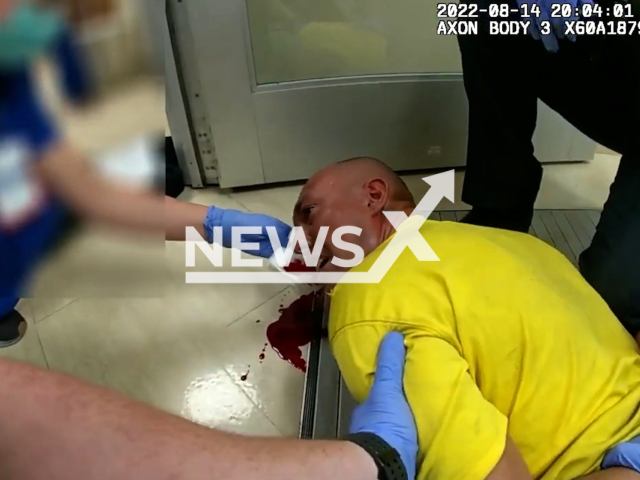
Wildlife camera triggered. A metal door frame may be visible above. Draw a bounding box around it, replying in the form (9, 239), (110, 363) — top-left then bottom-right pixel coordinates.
(300, 294), (356, 440)
(169, 0), (265, 187)
(165, 0), (205, 187)
(172, 0), (596, 189)
(174, 0), (472, 188)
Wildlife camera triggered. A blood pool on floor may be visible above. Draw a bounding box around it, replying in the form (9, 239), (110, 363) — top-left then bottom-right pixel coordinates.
(266, 291), (321, 372)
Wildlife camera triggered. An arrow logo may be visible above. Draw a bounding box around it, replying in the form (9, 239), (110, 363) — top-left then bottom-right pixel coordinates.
(186, 170), (455, 284)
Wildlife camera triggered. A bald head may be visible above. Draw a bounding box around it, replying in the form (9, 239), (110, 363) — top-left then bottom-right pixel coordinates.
(337, 157), (414, 202)
(293, 157), (415, 272)
(295, 157), (414, 219)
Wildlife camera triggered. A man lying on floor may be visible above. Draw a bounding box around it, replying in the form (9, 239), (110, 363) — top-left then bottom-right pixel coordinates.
(293, 157), (640, 480)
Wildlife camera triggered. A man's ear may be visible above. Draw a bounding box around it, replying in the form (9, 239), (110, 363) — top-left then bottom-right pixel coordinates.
(365, 179), (389, 214)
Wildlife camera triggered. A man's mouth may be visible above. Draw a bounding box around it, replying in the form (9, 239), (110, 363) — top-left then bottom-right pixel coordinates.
(283, 257), (315, 273)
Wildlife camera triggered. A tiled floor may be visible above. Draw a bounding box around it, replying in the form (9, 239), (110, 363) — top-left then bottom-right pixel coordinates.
(1, 76), (624, 439)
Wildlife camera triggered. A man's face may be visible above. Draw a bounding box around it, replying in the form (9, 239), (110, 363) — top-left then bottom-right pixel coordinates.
(293, 171), (385, 272)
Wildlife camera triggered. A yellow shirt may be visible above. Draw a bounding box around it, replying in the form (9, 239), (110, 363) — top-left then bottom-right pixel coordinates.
(329, 218), (640, 480)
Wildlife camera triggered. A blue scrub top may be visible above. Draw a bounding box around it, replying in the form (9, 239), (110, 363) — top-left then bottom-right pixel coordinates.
(0, 28), (89, 315)
(0, 70), (68, 313)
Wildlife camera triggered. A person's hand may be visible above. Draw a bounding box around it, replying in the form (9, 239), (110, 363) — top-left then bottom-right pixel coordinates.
(602, 435), (640, 471)
(204, 206), (292, 258)
(515, 0), (594, 52)
(349, 332), (418, 480)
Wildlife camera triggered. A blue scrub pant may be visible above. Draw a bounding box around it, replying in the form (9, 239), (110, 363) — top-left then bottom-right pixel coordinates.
(0, 203), (68, 318)
(0, 298), (18, 317)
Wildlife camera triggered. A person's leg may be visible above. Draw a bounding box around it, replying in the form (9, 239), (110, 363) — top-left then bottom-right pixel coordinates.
(534, 15), (638, 156)
(457, 0), (544, 232)
(580, 155), (640, 337)
(0, 237), (29, 347)
(532, 24), (640, 336)
(0, 203), (71, 347)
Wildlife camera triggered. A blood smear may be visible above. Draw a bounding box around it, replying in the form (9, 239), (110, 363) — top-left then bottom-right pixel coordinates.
(266, 291), (320, 372)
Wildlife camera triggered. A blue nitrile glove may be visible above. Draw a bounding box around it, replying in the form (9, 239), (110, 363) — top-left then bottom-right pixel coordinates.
(516, 0), (594, 52)
(349, 332), (418, 480)
(602, 435), (640, 472)
(204, 206), (292, 258)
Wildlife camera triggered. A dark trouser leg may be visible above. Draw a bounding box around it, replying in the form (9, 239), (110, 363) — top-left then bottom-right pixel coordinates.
(535, 30), (640, 336)
(458, 38), (540, 210)
(460, 1), (640, 332)
(457, 5), (545, 231)
(580, 155), (640, 336)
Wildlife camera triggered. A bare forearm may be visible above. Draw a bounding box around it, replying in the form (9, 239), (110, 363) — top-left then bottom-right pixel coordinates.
(38, 142), (209, 240)
(69, 185), (208, 241)
(0, 358), (377, 480)
(219, 434), (377, 480)
(164, 195), (208, 241)
(75, 186), (209, 241)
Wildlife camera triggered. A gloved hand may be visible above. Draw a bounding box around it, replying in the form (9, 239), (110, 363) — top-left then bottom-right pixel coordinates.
(602, 435), (640, 472)
(204, 206), (292, 258)
(349, 332), (418, 480)
(516, 0), (594, 52)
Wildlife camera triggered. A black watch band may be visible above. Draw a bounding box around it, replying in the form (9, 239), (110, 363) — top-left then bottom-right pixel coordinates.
(343, 432), (408, 480)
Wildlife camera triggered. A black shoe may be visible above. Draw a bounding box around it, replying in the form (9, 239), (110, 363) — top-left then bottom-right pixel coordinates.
(460, 208), (533, 233)
(0, 309), (27, 348)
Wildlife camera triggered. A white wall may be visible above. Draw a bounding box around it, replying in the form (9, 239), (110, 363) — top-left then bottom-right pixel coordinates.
(139, 0), (164, 75)
(79, 0), (158, 91)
